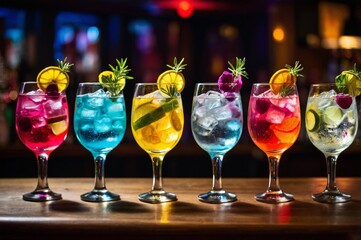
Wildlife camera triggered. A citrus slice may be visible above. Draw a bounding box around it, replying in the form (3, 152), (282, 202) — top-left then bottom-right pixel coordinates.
(98, 70), (126, 97)
(305, 109), (320, 132)
(335, 71), (361, 96)
(49, 120), (67, 135)
(274, 116), (300, 132)
(36, 66), (69, 92)
(133, 99), (179, 131)
(157, 70), (185, 94)
(269, 69), (295, 95)
(323, 105), (343, 126)
(170, 109), (182, 131)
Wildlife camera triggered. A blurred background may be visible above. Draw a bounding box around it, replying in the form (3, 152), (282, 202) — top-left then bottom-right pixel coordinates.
(1, 0), (361, 178)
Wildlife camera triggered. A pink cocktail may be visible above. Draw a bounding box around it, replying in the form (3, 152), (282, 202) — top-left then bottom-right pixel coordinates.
(248, 83), (300, 203)
(16, 82), (69, 201)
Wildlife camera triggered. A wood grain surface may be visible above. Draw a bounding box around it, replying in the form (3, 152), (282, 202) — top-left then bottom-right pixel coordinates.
(1, 178), (361, 239)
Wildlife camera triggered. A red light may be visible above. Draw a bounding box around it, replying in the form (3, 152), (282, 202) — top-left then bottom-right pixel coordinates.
(177, 0), (194, 18)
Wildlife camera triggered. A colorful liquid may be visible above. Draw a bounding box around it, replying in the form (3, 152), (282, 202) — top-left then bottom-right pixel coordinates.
(306, 90), (357, 154)
(16, 92), (69, 154)
(131, 94), (183, 154)
(191, 91), (243, 154)
(248, 92), (300, 153)
(74, 94), (126, 154)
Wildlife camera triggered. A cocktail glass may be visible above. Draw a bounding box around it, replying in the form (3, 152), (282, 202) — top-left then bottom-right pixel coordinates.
(248, 83), (300, 203)
(15, 82), (69, 201)
(191, 83), (242, 203)
(306, 83), (358, 203)
(131, 83), (183, 203)
(74, 82), (126, 202)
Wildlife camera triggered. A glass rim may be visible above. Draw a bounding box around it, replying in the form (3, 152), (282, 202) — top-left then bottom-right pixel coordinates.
(195, 83), (218, 86)
(78, 82), (102, 86)
(309, 83), (336, 87)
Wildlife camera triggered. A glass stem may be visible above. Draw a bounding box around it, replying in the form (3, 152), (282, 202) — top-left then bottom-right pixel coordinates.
(150, 154), (164, 192)
(210, 154), (224, 191)
(93, 153), (107, 190)
(36, 153), (50, 190)
(325, 154), (339, 192)
(266, 154), (281, 192)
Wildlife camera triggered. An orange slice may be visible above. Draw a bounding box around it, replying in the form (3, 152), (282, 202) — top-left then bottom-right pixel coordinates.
(157, 70), (185, 94)
(269, 69), (295, 94)
(274, 116), (300, 132)
(36, 66), (69, 92)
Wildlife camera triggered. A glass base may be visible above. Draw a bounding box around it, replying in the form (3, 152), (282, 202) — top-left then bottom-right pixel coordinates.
(255, 191), (294, 203)
(23, 189), (62, 202)
(81, 189), (120, 202)
(198, 190), (237, 204)
(312, 191), (351, 203)
(138, 191), (177, 204)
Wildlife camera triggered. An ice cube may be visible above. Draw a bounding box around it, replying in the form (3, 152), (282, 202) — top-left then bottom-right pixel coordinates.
(112, 119), (125, 131)
(198, 116), (218, 131)
(78, 119), (94, 132)
(106, 102), (125, 119)
(265, 105), (285, 124)
(31, 116), (46, 128)
(94, 117), (112, 133)
(26, 90), (46, 102)
(90, 89), (106, 97)
(210, 105), (232, 121)
(43, 99), (65, 118)
(85, 97), (105, 108)
(23, 98), (41, 111)
(80, 108), (98, 118)
(203, 91), (224, 109)
(194, 106), (207, 118)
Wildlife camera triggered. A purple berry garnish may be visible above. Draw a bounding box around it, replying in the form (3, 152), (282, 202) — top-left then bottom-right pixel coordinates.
(336, 93), (352, 109)
(46, 84), (60, 98)
(255, 98), (270, 114)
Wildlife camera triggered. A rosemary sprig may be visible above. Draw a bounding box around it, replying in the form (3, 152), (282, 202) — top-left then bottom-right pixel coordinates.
(286, 61), (304, 78)
(160, 57), (186, 97)
(57, 57), (74, 73)
(100, 58), (133, 96)
(228, 57), (248, 79)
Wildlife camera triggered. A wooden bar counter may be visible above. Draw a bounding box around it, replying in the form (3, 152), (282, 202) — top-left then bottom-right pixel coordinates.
(1, 178), (361, 239)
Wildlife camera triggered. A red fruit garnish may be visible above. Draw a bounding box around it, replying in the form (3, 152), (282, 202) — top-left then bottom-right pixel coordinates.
(336, 93), (352, 109)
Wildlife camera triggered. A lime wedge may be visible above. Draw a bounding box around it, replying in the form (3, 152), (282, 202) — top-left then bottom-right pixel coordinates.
(133, 99), (179, 131)
(305, 109), (320, 132)
(323, 105), (343, 125)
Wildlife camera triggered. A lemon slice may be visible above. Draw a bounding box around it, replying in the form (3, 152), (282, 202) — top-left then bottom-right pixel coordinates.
(157, 70), (185, 94)
(36, 66), (69, 92)
(49, 120), (67, 135)
(335, 71), (361, 96)
(269, 69), (295, 94)
(170, 109), (182, 131)
(98, 70), (126, 96)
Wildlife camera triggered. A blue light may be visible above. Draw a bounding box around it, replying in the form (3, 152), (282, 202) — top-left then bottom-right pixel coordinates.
(87, 26), (99, 43)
